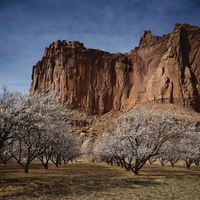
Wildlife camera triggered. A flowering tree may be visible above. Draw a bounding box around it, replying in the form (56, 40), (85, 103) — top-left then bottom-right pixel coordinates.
(94, 106), (190, 175)
(0, 87), (82, 172)
(94, 135), (128, 167)
(39, 131), (82, 169)
(0, 143), (13, 164)
(0, 86), (23, 152)
(48, 133), (82, 167)
(5, 92), (73, 173)
(178, 130), (200, 169)
(158, 140), (180, 167)
(8, 93), (62, 172)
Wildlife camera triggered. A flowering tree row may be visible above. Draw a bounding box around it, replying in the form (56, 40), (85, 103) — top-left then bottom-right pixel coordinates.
(0, 87), (82, 173)
(93, 106), (200, 175)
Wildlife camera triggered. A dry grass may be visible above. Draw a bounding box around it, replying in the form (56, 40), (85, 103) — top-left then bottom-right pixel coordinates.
(0, 162), (200, 200)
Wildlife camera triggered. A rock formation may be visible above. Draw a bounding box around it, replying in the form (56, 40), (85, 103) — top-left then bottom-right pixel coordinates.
(30, 23), (200, 114)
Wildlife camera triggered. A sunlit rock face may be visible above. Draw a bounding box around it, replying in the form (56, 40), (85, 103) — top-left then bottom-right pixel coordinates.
(30, 23), (200, 114)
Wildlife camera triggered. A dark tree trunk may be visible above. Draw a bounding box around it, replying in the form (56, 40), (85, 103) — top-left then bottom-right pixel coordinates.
(40, 158), (49, 169)
(43, 162), (49, 169)
(24, 163), (29, 173)
(186, 162), (191, 170)
(195, 160), (199, 166)
(134, 170), (139, 175)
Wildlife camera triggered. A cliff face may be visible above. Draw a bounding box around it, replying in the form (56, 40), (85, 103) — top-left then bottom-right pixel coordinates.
(30, 23), (200, 114)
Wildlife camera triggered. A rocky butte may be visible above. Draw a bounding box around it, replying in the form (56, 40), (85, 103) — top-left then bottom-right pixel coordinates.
(30, 23), (200, 115)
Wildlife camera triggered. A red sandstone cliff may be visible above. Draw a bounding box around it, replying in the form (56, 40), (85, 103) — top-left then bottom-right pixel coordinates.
(30, 23), (200, 114)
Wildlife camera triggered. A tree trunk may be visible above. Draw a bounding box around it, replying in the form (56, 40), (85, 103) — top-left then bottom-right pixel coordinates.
(195, 161), (199, 166)
(43, 162), (49, 169)
(24, 165), (29, 173)
(55, 162), (59, 167)
(24, 162), (31, 173)
(132, 163), (140, 175)
(41, 159), (49, 169)
(133, 168), (139, 175)
(186, 162), (191, 170)
(170, 161), (175, 167)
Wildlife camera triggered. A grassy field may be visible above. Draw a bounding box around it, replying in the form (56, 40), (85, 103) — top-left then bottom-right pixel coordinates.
(0, 162), (200, 200)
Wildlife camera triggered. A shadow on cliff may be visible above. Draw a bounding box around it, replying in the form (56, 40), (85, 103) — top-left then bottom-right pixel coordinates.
(180, 27), (200, 112)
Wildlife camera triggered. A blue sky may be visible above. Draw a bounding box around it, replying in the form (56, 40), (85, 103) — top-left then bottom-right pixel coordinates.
(0, 0), (200, 92)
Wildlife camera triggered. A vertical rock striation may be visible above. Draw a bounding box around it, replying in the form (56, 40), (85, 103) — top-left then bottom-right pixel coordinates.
(30, 23), (200, 114)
